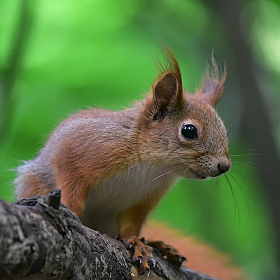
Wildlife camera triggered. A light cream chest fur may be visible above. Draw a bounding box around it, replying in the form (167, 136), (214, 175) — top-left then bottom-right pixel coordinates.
(81, 164), (178, 237)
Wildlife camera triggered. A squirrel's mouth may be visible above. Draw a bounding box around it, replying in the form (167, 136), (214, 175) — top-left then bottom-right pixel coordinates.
(193, 172), (207, 180)
(193, 171), (227, 180)
(188, 164), (230, 180)
(184, 167), (207, 180)
(175, 165), (215, 180)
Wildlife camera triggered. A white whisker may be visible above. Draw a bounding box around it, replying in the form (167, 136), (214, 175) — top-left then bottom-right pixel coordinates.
(141, 166), (181, 194)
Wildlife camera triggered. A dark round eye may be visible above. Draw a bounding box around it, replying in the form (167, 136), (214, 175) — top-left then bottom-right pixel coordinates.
(181, 124), (198, 140)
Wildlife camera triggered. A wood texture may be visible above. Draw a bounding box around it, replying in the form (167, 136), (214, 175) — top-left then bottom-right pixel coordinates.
(0, 190), (219, 280)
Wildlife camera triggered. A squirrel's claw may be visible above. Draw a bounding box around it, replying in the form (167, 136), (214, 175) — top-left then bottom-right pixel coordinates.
(148, 257), (156, 268)
(138, 266), (150, 276)
(116, 234), (155, 276)
(117, 235), (186, 270)
(147, 240), (187, 267)
(166, 252), (186, 267)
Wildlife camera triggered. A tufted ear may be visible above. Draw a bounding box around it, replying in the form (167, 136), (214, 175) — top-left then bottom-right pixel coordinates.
(152, 72), (181, 119)
(152, 46), (184, 120)
(198, 57), (226, 107)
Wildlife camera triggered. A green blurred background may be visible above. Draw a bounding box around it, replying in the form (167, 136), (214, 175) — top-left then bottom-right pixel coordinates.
(1, 0), (280, 279)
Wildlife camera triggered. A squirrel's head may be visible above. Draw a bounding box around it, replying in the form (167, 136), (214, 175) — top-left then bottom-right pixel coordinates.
(139, 47), (231, 180)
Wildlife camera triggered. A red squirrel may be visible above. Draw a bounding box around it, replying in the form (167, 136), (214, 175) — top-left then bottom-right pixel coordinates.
(14, 46), (232, 276)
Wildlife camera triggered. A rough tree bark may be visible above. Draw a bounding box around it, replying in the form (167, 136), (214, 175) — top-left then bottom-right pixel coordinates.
(0, 189), (220, 280)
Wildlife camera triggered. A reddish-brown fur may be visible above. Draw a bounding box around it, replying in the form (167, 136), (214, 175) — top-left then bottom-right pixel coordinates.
(14, 46), (233, 275)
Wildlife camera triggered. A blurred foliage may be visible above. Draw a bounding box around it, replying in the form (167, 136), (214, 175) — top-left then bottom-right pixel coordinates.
(0, 0), (280, 279)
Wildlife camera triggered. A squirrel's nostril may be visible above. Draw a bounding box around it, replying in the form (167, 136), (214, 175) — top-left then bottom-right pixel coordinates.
(218, 162), (230, 174)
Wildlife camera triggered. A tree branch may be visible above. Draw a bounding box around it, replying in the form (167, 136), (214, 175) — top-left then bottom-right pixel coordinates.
(0, 190), (219, 280)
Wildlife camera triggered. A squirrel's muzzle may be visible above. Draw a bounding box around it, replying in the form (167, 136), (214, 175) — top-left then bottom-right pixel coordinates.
(217, 157), (232, 175)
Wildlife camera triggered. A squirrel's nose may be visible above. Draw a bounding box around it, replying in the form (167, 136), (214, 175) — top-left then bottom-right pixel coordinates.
(217, 158), (231, 174)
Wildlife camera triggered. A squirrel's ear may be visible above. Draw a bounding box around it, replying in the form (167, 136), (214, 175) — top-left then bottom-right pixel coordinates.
(198, 57), (226, 107)
(151, 45), (184, 120)
(152, 71), (183, 120)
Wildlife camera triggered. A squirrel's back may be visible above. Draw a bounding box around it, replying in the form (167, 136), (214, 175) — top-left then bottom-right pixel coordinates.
(14, 106), (142, 200)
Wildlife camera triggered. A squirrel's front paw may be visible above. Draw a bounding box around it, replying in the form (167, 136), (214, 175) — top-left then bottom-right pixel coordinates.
(147, 240), (187, 267)
(116, 234), (156, 275)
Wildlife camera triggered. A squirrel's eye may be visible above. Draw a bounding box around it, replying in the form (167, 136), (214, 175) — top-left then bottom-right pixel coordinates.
(181, 124), (198, 140)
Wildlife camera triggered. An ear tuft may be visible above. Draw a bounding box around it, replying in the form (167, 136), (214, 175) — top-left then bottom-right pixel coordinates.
(198, 56), (226, 107)
(152, 46), (184, 120)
